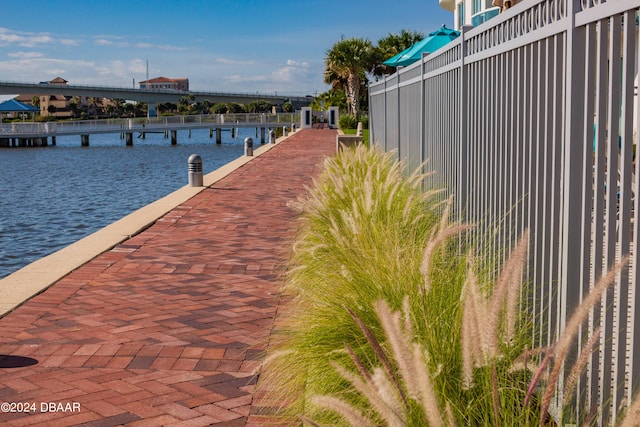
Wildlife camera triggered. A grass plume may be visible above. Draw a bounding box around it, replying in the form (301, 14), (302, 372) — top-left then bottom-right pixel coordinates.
(312, 300), (444, 427)
(536, 256), (629, 423)
(257, 144), (443, 422)
(459, 230), (530, 380)
(310, 396), (375, 427)
(256, 143), (631, 426)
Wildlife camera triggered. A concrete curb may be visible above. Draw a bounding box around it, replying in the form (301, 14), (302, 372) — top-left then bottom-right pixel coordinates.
(0, 131), (295, 317)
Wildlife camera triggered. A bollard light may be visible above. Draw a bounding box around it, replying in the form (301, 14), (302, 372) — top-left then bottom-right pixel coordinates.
(269, 130), (276, 144)
(244, 137), (254, 156)
(188, 154), (203, 187)
(282, 126), (288, 137)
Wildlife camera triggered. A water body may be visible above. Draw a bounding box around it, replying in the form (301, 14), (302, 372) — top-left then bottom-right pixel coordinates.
(0, 127), (256, 279)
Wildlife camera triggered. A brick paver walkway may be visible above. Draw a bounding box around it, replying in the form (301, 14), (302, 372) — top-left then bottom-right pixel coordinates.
(0, 129), (336, 426)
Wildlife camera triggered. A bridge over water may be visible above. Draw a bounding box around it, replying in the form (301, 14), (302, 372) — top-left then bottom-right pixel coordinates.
(0, 80), (312, 111)
(0, 113), (300, 147)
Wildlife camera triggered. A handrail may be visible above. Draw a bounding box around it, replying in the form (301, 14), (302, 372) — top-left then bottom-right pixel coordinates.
(0, 113), (300, 137)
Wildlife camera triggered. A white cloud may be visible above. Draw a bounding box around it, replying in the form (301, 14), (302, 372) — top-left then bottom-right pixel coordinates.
(94, 39), (113, 46)
(7, 51), (44, 59)
(80, 58), (148, 86)
(269, 59), (313, 84)
(89, 37), (189, 52)
(93, 35), (128, 48)
(132, 42), (188, 51)
(0, 29), (54, 48)
(0, 27), (22, 43)
(59, 39), (80, 46)
(205, 58), (314, 91)
(0, 57), (95, 83)
(286, 59), (309, 67)
(213, 57), (256, 66)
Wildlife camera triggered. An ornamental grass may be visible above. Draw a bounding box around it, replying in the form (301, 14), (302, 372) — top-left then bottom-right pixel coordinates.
(257, 143), (638, 426)
(258, 144), (441, 423)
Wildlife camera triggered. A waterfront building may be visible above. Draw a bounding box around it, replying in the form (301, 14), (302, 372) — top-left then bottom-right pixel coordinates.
(440, 0), (522, 30)
(36, 77), (75, 118)
(139, 76), (189, 91)
(14, 77), (114, 118)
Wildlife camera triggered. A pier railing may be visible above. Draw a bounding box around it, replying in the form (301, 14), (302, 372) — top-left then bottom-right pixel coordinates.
(369, 0), (640, 423)
(0, 112), (300, 137)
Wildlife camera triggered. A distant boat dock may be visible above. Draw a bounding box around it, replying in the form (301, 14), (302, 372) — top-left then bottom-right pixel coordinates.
(0, 112), (300, 147)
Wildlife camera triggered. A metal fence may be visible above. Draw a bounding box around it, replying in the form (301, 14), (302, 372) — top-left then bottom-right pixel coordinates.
(369, 0), (640, 424)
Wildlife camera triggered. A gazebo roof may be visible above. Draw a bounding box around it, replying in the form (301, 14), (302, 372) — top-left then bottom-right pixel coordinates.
(48, 76), (68, 84)
(0, 99), (39, 112)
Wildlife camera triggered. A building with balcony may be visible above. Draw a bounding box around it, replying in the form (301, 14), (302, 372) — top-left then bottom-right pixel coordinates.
(440, 0), (521, 30)
(139, 77), (189, 91)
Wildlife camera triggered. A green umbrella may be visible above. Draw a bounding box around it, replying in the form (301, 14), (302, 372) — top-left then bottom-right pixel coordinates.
(383, 25), (460, 68)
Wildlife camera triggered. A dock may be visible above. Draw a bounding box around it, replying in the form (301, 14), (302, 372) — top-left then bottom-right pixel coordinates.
(0, 128), (337, 426)
(0, 112), (300, 147)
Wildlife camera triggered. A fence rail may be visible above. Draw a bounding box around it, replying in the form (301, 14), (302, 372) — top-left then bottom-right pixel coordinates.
(369, 0), (640, 423)
(0, 113), (300, 137)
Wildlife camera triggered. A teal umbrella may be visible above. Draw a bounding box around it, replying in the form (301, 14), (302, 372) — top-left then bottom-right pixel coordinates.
(383, 25), (460, 68)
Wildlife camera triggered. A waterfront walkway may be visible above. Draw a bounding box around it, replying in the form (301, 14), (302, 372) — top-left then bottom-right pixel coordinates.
(0, 129), (337, 426)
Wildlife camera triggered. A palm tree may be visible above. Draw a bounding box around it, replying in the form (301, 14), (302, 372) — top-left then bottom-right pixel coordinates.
(179, 94), (195, 114)
(69, 96), (82, 118)
(324, 37), (374, 119)
(86, 97), (103, 118)
(111, 98), (126, 116)
(201, 99), (212, 114)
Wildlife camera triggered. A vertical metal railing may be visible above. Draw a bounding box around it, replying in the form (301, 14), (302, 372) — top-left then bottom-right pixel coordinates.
(369, 0), (640, 424)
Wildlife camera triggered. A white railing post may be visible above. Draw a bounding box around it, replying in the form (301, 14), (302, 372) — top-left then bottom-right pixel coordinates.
(420, 53), (426, 184)
(632, 2), (640, 414)
(614, 9), (636, 417)
(383, 77), (388, 152)
(559, 0), (588, 422)
(458, 25), (473, 225)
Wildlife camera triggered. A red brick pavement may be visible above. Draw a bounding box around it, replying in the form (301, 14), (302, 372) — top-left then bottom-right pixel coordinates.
(0, 129), (336, 427)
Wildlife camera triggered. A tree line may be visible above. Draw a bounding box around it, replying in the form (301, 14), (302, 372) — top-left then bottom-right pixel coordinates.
(30, 94), (291, 121)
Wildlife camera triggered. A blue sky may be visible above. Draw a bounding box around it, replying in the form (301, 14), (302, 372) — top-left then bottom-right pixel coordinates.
(0, 0), (453, 97)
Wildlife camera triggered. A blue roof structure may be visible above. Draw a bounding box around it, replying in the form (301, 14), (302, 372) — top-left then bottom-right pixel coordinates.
(0, 99), (39, 112)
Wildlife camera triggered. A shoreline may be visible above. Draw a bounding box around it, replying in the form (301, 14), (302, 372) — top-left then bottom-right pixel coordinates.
(0, 131), (293, 317)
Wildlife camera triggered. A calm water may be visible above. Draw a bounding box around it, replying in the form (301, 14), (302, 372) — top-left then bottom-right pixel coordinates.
(0, 127), (256, 279)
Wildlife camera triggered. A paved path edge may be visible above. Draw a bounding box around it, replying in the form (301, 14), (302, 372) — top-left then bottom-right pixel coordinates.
(0, 133), (295, 318)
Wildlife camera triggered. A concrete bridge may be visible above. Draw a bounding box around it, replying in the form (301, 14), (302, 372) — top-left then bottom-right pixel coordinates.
(0, 80), (313, 111)
(0, 113), (300, 147)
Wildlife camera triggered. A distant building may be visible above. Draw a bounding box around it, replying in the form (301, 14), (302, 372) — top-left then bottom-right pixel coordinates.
(440, 0), (521, 30)
(35, 77), (75, 118)
(139, 77), (189, 91)
(47, 76), (69, 85)
(16, 77), (112, 118)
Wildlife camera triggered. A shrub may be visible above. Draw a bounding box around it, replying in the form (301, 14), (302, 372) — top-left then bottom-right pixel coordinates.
(360, 114), (369, 129)
(339, 114), (357, 129)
